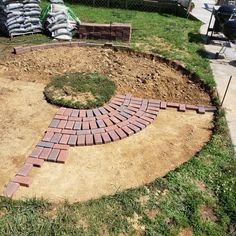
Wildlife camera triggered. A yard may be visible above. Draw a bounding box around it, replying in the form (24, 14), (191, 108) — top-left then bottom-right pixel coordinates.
(0, 1), (235, 235)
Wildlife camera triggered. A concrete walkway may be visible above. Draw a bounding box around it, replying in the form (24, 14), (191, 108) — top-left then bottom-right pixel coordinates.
(192, 0), (236, 152)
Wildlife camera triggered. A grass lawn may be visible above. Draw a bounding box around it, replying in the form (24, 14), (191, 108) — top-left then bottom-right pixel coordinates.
(0, 2), (235, 235)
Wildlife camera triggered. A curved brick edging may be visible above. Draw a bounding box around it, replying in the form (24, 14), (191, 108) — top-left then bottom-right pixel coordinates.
(2, 94), (217, 198)
(13, 42), (130, 55)
(12, 41), (203, 85)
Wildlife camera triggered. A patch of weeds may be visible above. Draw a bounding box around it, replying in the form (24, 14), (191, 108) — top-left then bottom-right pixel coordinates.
(0, 198), (52, 235)
(49, 202), (85, 235)
(44, 72), (116, 109)
(74, 193), (139, 235)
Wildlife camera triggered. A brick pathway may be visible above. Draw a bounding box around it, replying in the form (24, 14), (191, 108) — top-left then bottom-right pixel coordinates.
(2, 94), (217, 198)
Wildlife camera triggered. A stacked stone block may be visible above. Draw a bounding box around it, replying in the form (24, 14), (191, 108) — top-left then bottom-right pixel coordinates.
(79, 22), (132, 41)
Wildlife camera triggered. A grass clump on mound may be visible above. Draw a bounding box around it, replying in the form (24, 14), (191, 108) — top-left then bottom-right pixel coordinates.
(44, 72), (116, 109)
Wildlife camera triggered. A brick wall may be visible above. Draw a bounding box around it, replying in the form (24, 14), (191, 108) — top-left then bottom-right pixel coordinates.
(79, 22), (132, 42)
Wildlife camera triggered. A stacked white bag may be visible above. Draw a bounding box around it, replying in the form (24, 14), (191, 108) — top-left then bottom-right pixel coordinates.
(0, 0), (42, 37)
(44, 0), (78, 40)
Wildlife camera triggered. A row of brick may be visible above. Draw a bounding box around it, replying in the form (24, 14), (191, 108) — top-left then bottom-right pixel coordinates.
(39, 94), (159, 147)
(33, 94), (217, 150)
(13, 41), (130, 55)
(3, 147), (70, 197)
(159, 101), (217, 113)
(3, 135), (70, 198)
(23, 94), (160, 162)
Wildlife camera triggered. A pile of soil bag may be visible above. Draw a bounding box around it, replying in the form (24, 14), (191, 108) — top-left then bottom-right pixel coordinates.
(0, 0), (42, 37)
(41, 0), (80, 40)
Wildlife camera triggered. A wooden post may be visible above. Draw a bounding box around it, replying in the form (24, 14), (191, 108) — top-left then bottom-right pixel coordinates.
(221, 76), (233, 106)
(125, 0), (128, 9)
(187, 0), (192, 18)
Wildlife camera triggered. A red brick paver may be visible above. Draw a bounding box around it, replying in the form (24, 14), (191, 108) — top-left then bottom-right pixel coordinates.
(57, 150), (69, 163)
(39, 148), (52, 160)
(17, 164), (33, 176)
(25, 157), (44, 167)
(29, 146), (43, 158)
(12, 175), (32, 187)
(3, 182), (20, 197)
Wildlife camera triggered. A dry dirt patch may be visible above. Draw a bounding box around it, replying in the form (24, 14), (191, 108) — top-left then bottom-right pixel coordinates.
(178, 227), (193, 236)
(200, 205), (218, 223)
(0, 76), (57, 194)
(0, 46), (211, 105)
(12, 109), (213, 203)
(50, 87), (97, 104)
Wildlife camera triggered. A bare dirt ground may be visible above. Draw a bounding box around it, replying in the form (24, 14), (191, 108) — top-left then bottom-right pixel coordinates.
(0, 76), (57, 194)
(0, 46), (211, 105)
(13, 109), (213, 203)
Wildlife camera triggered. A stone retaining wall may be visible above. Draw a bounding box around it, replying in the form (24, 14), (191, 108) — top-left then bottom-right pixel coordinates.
(78, 22), (132, 41)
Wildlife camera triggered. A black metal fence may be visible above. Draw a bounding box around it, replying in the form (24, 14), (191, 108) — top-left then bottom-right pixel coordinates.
(71, 0), (192, 17)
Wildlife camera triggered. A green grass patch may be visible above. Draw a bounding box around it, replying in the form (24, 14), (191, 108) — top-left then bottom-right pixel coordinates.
(44, 72), (116, 109)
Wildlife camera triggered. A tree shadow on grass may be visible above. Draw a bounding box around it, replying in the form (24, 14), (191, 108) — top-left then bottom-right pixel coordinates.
(197, 48), (211, 58)
(188, 32), (207, 44)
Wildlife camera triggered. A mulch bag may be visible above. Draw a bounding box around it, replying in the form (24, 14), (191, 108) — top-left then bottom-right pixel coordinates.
(0, 0), (42, 37)
(41, 0), (80, 41)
